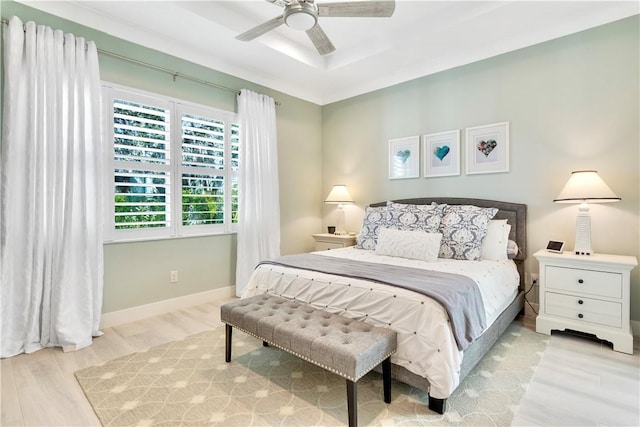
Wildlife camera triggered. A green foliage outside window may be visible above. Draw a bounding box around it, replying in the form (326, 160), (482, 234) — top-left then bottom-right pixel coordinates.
(114, 194), (166, 229)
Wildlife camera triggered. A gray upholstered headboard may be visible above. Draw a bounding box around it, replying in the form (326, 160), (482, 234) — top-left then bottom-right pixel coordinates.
(369, 197), (528, 289)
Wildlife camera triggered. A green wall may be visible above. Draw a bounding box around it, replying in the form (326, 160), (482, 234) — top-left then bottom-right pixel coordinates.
(3, 2), (639, 322)
(321, 16), (640, 320)
(1, 1), (323, 313)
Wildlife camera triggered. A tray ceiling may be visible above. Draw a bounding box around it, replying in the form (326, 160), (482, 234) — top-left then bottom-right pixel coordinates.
(16, 1), (640, 105)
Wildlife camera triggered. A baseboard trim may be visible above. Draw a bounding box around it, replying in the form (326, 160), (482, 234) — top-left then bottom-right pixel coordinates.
(99, 286), (236, 329)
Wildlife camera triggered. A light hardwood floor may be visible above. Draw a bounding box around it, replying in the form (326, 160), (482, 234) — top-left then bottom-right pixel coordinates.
(513, 320), (640, 427)
(1, 299), (638, 426)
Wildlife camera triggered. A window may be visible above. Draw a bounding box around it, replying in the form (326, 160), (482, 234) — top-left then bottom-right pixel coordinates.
(103, 85), (239, 241)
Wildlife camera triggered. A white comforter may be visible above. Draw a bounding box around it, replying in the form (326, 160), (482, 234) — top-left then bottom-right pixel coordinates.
(243, 247), (519, 398)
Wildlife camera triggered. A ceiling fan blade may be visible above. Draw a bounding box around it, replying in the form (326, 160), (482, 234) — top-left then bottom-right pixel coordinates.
(265, 0), (290, 7)
(236, 15), (285, 41)
(306, 24), (336, 55)
(317, 1), (395, 17)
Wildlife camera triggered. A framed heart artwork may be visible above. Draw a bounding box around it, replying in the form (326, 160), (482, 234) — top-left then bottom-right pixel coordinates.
(422, 130), (460, 178)
(388, 136), (420, 179)
(465, 122), (510, 174)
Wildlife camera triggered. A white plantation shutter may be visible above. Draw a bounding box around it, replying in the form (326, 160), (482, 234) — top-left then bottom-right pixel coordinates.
(111, 95), (173, 238)
(104, 85), (239, 241)
(113, 101), (170, 165)
(114, 169), (169, 228)
(178, 106), (237, 235)
(181, 114), (225, 169)
(230, 123), (240, 225)
(180, 112), (225, 230)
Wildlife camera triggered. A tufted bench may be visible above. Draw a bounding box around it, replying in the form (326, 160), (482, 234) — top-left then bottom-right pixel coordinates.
(221, 293), (397, 427)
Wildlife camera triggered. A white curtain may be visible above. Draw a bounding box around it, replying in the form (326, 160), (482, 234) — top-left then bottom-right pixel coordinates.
(235, 89), (280, 297)
(0, 17), (104, 357)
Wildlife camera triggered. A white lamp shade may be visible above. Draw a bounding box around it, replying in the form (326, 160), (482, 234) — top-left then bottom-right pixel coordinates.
(554, 170), (620, 256)
(324, 185), (354, 204)
(554, 170), (621, 203)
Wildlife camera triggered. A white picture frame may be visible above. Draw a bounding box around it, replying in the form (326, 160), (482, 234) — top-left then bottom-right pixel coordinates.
(465, 122), (510, 175)
(423, 130), (460, 178)
(388, 136), (420, 179)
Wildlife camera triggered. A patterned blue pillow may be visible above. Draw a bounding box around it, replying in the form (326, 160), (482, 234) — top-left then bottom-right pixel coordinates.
(438, 205), (498, 260)
(356, 205), (387, 250)
(385, 201), (444, 233)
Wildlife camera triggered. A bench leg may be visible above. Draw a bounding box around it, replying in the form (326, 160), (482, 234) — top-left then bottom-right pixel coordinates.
(346, 379), (357, 427)
(225, 324), (232, 362)
(382, 357), (392, 403)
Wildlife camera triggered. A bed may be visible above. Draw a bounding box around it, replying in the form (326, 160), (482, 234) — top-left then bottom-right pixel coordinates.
(244, 197), (527, 414)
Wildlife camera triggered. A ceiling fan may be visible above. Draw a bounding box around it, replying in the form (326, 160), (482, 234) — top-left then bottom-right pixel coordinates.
(236, 0), (396, 55)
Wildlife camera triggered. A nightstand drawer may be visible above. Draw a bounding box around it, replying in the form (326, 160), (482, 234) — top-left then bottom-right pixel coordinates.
(315, 241), (344, 251)
(545, 292), (622, 328)
(312, 233), (356, 251)
(545, 266), (622, 299)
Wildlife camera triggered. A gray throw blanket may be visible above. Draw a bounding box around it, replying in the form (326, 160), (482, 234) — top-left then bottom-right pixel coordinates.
(259, 253), (486, 350)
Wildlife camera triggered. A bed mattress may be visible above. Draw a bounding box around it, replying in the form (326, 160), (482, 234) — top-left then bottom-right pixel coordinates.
(243, 247), (519, 398)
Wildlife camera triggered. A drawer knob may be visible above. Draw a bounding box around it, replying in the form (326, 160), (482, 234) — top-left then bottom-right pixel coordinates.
(578, 313), (584, 319)
(578, 279), (584, 284)
(578, 299), (584, 305)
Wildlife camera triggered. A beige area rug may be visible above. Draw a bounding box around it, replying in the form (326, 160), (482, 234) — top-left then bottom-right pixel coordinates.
(75, 321), (548, 426)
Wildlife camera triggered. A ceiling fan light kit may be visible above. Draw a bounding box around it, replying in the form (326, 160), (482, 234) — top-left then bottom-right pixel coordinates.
(284, 1), (318, 30)
(237, 0), (396, 55)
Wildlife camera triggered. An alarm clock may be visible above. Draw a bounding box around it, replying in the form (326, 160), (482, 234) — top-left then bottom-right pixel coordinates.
(546, 240), (565, 253)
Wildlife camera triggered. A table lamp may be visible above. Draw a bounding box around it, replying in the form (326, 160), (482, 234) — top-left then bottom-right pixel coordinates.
(324, 185), (354, 235)
(554, 170), (620, 255)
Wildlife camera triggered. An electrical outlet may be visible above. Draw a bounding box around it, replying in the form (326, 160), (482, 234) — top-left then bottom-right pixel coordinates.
(525, 272), (538, 286)
(170, 270), (179, 283)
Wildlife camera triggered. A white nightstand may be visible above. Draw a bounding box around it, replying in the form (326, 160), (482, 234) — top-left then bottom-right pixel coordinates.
(534, 250), (637, 354)
(312, 233), (356, 251)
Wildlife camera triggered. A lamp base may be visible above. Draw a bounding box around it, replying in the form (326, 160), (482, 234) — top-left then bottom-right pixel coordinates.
(573, 204), (592, 255)
(335, 205), (347, 235)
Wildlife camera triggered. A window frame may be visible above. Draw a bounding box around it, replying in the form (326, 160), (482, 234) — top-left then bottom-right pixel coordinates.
(103, 83), (239, 243)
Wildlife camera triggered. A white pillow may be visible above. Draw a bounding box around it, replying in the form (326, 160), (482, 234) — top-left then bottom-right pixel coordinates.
(375, 227), (442, 262)
(481, 220), (511, 261)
